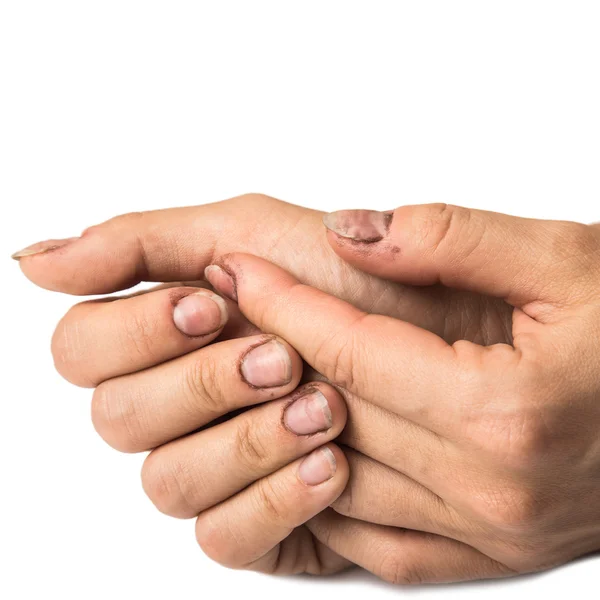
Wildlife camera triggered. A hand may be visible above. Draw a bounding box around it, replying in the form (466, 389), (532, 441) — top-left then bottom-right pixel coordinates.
(13, 193), (513, 346)
(205, 203), (600, 584)
(39, 281), (352, 573)
(12, 193), (423, 577)
(13, 194), (410, 576)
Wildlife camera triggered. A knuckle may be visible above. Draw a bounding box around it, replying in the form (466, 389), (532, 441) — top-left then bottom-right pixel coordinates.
(378, 553), (425, 586)
(313, 316), (368, 389)
(121, 311), (160, 360)
(476, 363), (556, 472)
(255, 477), (289, 525)
(183, 355), (227, 416)
(414, 203), (476, 254)
(470, 484), (543, 532)
(542, 221), (600, 296)
(549, 221), (596, 259)
(91, 383), (144, 453)
(104, 211), (149, 231)
(479, 405), (552, 473)
(235, 420), (270, 471)
(503, 412), (551, 471)
(141, 451), (197, 519)
(83, 211), (148, 241)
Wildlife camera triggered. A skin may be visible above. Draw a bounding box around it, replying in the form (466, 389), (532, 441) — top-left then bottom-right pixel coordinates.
(12, 195), (600, 583)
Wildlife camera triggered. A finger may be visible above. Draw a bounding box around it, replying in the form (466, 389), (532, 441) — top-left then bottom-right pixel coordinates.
(205, 253), (463, 429)
(331, 449), (468, 541)
(195, 445), (349, 570)
(323, 204), (600, 310)
(307, 510), (514, 584)
(52, 287), (229, 388)
(14, 199), (270, 294)
(92, 335), (302, 452)
(337, 391), (467, 499)
(104, 280), (260, 341)
(141, 384), (347, 519)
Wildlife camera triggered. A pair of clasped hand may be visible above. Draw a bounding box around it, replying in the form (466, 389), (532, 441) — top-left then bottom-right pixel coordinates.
(13, 195), (600, 584)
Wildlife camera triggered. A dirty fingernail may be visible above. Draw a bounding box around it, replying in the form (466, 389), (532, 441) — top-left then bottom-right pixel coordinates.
(173, 291), (228, 336)
(323, 210), (392, 243)
(241, 339), (292, 388)
(284, 390), (332, 435)
(298, 447), (337, 486)
(204, 265), (237, 301)
(11, 237), (80, 260)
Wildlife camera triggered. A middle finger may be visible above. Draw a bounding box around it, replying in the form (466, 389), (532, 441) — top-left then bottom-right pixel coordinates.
(92, 334), (303, 452)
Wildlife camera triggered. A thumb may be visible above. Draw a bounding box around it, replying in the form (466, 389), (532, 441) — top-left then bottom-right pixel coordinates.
(323, 204), (599, 310)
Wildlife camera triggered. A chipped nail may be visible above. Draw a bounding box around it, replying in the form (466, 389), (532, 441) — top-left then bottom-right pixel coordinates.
(323, 210), (392, 243)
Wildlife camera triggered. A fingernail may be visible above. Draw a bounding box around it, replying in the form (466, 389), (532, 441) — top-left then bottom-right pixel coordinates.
(241, 339), (292, 388)
(284, 390), (332, 435)
(323, 210), (392, 243)
(173, 291), (228, 337)
(204, 265), (237, 301)
(298, 447), (337, 486)
(11, 237), (80, 260)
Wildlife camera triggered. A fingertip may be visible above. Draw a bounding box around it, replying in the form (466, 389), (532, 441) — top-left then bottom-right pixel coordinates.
(298, 443), (349, 492)
(239, 335), (303, 391)
(172, 290), (229, 337)
(15, 231), (128, 295)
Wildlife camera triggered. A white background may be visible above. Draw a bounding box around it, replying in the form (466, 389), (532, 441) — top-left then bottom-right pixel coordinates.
(1, 1), (599, 598)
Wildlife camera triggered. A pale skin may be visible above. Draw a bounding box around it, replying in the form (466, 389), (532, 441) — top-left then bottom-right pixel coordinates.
(13, 194), (600, 584)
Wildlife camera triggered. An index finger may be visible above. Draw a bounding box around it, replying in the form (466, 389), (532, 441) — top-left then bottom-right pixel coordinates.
(205, 253), (459, 428)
